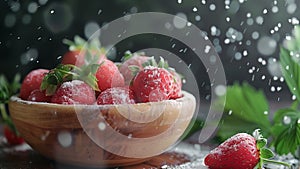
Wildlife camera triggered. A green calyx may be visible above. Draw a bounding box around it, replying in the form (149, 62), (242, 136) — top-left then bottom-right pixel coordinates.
(41, 62), (101, 96)
(253, 129), (291, 169)
(63, 35), (106, 58)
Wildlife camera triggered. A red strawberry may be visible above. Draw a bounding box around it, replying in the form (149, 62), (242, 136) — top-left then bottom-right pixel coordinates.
(20, 69), (49, 100)
(132, 66), (173, 103)
(95, 59), (125, 91)
(51, 80), (96, 105)
(204, 129), (290, 169)
(97, 87), (135, 105)
(3, 125), (24, 145)
(61, 36), (106, 67)
(169, 70), (182, 99)
(27, 89), (52, 102)
(61, 50), (85, 67)
(119, 52), (150, 85)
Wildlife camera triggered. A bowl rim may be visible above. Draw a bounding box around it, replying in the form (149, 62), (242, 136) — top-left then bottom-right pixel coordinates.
(9, 90), (194, 108)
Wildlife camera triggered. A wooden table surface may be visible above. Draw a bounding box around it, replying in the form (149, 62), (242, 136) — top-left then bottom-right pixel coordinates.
(0, 140), (208, 169)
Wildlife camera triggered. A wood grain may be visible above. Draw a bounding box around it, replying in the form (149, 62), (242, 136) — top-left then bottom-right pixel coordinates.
(8, 91), (196, 168)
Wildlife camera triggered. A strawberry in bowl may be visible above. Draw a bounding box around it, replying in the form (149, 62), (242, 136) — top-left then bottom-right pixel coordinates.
(8, 43), (195, 167)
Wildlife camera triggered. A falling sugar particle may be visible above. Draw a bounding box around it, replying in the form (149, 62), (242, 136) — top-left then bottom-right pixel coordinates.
(297, 119), (300, 124)
(177, 0), (182, 4)
(264, 111), (268, 115)
(50, 9), (54, 14)
(97, 9), (102, 15)
(292, 95), (296, 100)
(193, 7), (198, 12)
(228, 110), (233, 115)
(270, 86), (276, 92)
(128, 134), (132, 139)
(261, 75), (266, 80)
(209, 4), (216, 11)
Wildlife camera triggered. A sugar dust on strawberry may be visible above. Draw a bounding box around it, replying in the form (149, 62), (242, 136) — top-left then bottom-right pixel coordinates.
(97, 87), (135, 105)
(95, 59), (125, 91)
(20, 69), (49, 100)
(132, 66), (174, 103)
(51, 80), (96, 105)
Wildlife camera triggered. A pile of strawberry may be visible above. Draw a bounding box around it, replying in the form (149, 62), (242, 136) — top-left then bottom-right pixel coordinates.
(19, 36), (183, 105)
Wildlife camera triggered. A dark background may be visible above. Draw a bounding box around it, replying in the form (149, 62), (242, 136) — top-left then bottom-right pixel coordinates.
(1, 0), (299, 103)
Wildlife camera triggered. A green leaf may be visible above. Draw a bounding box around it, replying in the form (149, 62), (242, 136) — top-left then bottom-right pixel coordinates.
(257, 138), (267, 149)
(271, 108), (300, 155)
(215, 82), (271, 141)
(260, 148), (275, 159)
(280, 47), (300, 101)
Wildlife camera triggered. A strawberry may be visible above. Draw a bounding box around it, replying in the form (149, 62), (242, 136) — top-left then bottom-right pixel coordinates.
(20, 69), (49, 100)
(119, 51), (150, 85)
(132, 66), (173, 103)
(51, 80), (96, 105)
(27, 89), (52, 102)
(97, 87), (135, 105)
(204, 129), (290, 169)
(61, 50), (85, 67)
(169, 69), (182, 99)
(3, 125), (24, 145)
(95, 59), (125, 91)
(61, 36), (106, 67)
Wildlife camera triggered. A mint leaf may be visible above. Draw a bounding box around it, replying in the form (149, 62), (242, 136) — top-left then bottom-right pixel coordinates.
(272, 108), (300, 155)
(216, 83), (271, 141)
(280, 47), (300, 101)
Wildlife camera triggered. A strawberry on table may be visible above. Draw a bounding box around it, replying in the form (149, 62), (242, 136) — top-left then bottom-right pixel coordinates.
(20, 69), (49, 100)
(97, 87), (135, 105)
(51, 80), (96, 105)
(3, 125), (24, 145)
(95, 59), (125, 91)
(204, 129), (290, 169)
(119, 51), (150, 85)
(132, 66), (174, 103)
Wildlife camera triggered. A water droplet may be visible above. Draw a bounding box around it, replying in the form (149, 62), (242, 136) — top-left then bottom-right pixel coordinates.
(173, 13), (187, 29)
(28, 2), (38, 13)
(195, 15), (201, 21)
(10, 2), (20, 12)
(44, 3), (73, 33)
(84, 22), (100, 39)
(98, 122), (106, 131)
(287, 3), (297, 14)
(257, 36), (277, 56)
(228, 110), (233, 115)
(57, 131), (72, 147)
(4, 14), (16, 28)
(272, 6), (279, 13)
(234, 52), (242, 60)
(270, 86), (276, 92)
(209, 4), (216, 11)
(215, 85), (226, 96)
(263, 8), (268, 14)
(39, 0), (48, 5)
(97, 9), (102, 15)
(256, 16), (264, 25)
(283, 116), (291, 125)
(204, 45), (211, 53)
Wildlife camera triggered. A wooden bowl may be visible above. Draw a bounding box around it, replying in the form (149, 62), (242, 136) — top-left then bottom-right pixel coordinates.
(8, 91), (196, 168)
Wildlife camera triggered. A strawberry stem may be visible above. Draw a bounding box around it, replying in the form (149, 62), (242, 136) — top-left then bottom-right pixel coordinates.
(262, 158), (291, 168)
